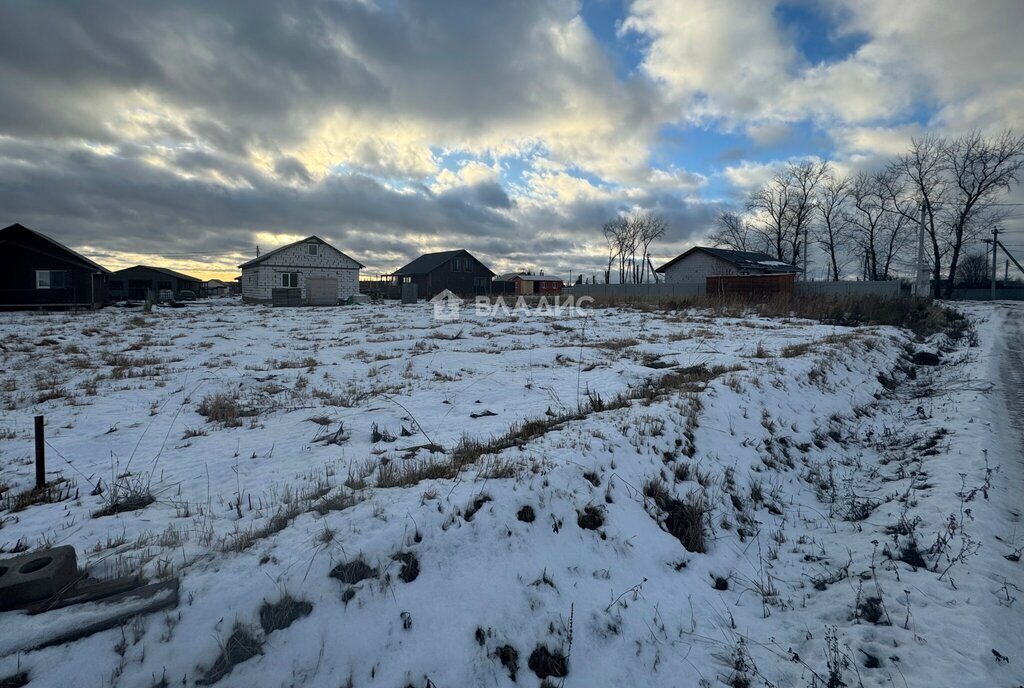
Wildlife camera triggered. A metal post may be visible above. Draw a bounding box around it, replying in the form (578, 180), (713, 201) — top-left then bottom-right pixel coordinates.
(803, 226), (809, 279)
(992, 227), (999, 301)
(34, 415), (45, 490)
(915, 202), (926, 297)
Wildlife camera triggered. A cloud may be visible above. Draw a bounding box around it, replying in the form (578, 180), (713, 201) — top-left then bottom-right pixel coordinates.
(2, 0), (1022, 280)
(623, 0), (1024, 139)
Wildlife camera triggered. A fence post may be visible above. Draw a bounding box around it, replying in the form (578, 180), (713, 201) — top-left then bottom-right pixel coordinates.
(34, 415), (45, 490)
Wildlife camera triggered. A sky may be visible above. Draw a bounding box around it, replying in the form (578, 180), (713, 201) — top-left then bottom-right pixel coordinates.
(2, 0), (1024, 281)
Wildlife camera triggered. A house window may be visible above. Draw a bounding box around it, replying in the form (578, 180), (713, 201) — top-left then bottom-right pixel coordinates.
(35, 270), (68, 289)
(450, 258), (460, 272)
(281, 273), (299, 288)
(307, 243), (319, 257)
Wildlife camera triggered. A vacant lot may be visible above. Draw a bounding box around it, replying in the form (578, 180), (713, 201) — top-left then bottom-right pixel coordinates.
(0, 300), (1017, 687)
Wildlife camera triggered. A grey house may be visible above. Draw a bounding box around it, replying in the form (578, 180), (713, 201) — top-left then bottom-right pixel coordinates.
(109, 265), (203, 301)
(239, 236), (363, 306)
(655, 247), (799, 284)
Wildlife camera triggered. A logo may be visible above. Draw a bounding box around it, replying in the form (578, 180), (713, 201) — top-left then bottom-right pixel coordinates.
(430, 289), (464, 321)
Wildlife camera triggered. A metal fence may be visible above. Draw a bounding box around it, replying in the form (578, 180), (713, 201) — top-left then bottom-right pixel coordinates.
(947, 288), (1024, 301)
(565, 280), (903, 302)
(795, 280), (902, 297)
(564, 282), (706, 301)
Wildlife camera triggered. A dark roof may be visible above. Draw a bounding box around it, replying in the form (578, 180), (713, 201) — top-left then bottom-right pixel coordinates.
(113, 265), (202, 282)
(238, 235), (364, 269)
(494, 272), (564, 282)
(655, 246), (799, 274)
(393, 249), (494, 276)
(514, 274), (565, 282)
(0, 223), (111, 274)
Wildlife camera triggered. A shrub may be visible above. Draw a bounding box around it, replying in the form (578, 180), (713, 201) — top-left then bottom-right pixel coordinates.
(259, 595), (312, 635)
(197, 393), (246, 426)
(197, 624), (263, 685)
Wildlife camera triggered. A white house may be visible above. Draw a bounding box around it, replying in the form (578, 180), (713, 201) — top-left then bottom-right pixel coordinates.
(239, 236), (363, 305)
(655, 247), (799, 284)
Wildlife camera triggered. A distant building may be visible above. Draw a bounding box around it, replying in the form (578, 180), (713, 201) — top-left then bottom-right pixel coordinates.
(655, 247), (799, 283)
(494, 272), (565, 295)
(109, 265), (202, 301)
(391, 249), (494, 300)
(0, 223), (110, 309)
(203, 279), (231, 297)
(239, 235), (363, 306)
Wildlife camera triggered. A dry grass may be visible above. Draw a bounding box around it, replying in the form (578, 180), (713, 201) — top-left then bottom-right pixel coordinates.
(585, 294), (960, 337)
(196, 393), (254, 427)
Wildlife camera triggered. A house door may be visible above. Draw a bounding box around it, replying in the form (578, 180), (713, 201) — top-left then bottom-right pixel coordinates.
(306, 277), (338, 305)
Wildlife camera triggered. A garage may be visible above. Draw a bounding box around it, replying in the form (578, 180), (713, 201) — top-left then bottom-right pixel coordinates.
(305, 277), (338, 305)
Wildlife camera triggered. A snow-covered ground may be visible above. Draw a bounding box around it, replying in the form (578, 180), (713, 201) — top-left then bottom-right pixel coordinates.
(0, 299), (1020, 687)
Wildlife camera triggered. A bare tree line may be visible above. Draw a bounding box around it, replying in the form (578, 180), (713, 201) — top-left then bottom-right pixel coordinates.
(602, 211), (667, 284)
(710, 130), (1024, 297)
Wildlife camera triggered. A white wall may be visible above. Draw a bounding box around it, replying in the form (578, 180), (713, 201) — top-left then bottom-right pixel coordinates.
(241, 240), (361, 303)
(661, 252), (739, 283)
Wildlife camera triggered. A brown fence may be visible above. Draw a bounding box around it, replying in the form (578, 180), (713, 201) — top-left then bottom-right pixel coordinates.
(706, 273), (796, 298)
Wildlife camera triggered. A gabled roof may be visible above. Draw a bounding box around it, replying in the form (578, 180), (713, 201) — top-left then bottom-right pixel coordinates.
(655, 246), (799, 274)
(0, 223), (111, 274)
(114, 265), (202, 282)
(393, 249), (494, 276)
(238, 235), (364, 269)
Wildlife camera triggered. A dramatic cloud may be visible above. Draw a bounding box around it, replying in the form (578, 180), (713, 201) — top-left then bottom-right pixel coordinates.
(1, 0), (1022, 278)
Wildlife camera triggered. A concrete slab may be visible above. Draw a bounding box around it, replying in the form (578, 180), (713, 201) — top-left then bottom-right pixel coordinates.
(0, 545), (79, 610)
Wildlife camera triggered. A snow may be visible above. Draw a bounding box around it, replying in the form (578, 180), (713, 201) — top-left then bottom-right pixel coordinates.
(0, 299), (1021, 687)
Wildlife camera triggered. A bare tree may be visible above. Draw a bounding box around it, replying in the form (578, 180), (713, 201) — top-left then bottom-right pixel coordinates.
(849, 171), (911, 280)
(746, 161), (827, 267)
(601, 212), (668, 283)
(956, 249), (991, 286)
(940, 130), (1024, 297)
(747, 171), (792, 262)
(885, 133), (949, 296)
(634, 212), (668, 283)
(814, 171), (851, 280)
(602, 219), (622, 284)
(784, 160), (830, 268)
(709, 211), (753, 252)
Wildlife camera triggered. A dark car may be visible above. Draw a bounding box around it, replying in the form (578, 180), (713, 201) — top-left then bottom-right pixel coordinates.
(178, 290), (197, 301)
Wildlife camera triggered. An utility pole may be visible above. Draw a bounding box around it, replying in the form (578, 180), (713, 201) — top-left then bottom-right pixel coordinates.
(803, 226), (809, 280)
(914, 202), (927, 297)
(991, 226), (999, 300)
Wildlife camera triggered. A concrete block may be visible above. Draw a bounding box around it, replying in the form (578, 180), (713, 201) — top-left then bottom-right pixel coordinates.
(0, 545), (78, 610)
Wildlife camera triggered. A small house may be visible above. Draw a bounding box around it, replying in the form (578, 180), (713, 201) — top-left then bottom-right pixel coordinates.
(655, 247), (799, 284)
(239, 236), (363, 306)
(494, 273), (564, 295)
(0, 223), (110, 309)
(203, 279), (231, 297)
(109, 265), (203, 301)
(390, 249), (494, 300)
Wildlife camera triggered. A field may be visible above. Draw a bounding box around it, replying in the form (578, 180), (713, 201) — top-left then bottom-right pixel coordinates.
(0, 299), (1020, 687)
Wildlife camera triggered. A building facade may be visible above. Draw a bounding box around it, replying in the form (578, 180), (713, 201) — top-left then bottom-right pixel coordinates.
(391, 250), (494, 300)
(109, 266), (202, 301)
(0, 223), (110, 309)
(239, 236), (363, 305)
(656, 247), (798, 284)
